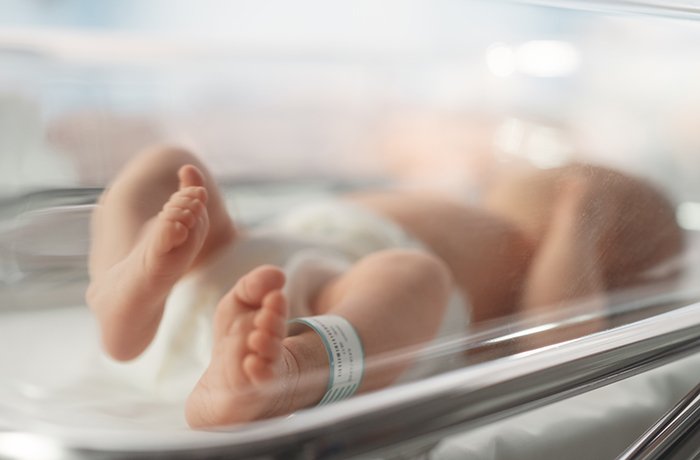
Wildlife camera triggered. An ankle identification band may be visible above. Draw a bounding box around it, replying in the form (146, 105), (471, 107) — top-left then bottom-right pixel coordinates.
(290, 315), (364, 405)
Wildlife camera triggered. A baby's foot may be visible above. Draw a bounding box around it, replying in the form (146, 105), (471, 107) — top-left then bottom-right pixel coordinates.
(142, 166), (210, 278)
(88, 165), (210, 361)
(186, 265), (297, 428)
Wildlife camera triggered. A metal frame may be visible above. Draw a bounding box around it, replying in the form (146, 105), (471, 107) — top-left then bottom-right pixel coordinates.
(514, 0), (700, 20)
(618, 381), (700, 459)
(2, 301), (700, 459)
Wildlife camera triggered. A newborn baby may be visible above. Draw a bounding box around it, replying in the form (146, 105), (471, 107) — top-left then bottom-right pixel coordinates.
(86, 146), (683, 428)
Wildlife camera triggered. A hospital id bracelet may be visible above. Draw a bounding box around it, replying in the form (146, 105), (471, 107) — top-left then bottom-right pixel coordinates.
(289, 315), (365, 405)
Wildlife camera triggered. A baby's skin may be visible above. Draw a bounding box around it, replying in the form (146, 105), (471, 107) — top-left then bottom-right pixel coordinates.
(87, 166), (211, 360)
(87, 147), (451, 427)
(88, 165), (323, 424)
(186, 264), (298, 425)
(86, 146), (683, 428)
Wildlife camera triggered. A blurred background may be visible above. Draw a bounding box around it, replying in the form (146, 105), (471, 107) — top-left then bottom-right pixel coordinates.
(0, 0), (699, 214)
(2, 2), (700, 447)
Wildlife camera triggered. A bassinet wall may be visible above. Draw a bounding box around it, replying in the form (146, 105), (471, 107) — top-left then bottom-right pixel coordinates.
(2, 1), (700, 459)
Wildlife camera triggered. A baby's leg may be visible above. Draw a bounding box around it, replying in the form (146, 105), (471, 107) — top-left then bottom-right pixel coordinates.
(86, 146), (235, 361)
(347, 192), (532, 323)
(186, 249), (451, 428)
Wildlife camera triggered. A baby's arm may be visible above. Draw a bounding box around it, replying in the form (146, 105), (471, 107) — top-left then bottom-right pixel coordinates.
(521, 178), (607, 338)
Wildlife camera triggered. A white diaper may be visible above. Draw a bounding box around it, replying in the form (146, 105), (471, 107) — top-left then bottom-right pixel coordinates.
(101, 200), (470, 400)
(267, 200), (419, 260)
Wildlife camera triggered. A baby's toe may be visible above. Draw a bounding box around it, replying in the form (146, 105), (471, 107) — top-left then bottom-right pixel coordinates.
(178, 164), (206, 189)
(152, 218), (188, 255)
(235, 267), (286, 307)
(243, 355), (275, 384)
(178, 186), (208, 204)
(162, 205), (197, 229)
(248, 330), (282, 360)
(254, 292), (288, 337)
(165, 194), (201, 212)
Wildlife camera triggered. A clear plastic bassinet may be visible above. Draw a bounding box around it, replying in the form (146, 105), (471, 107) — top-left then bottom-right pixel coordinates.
(2, 1), (700, 459)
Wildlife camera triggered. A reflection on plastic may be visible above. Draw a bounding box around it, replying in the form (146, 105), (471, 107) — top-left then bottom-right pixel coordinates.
(486, 40), (580, 78)
(677, 202), (700, 231)
(0, 433), (64, 460)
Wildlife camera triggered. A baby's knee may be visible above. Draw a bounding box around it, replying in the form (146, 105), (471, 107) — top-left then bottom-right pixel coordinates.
(135, 145), (200, 171)
(112, 145), (204, 191)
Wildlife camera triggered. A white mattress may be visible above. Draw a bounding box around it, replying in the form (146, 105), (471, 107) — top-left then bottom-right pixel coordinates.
(432, 352), (700, 459)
